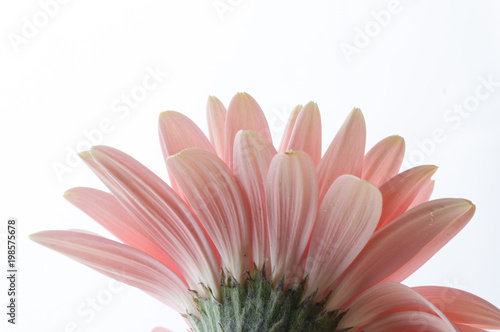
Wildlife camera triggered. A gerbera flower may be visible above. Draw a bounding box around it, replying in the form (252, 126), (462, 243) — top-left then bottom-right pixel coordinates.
(31, 92), (500, 331)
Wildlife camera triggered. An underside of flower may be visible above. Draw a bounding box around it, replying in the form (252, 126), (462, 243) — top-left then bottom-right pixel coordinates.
(31, 92), (500, 331)
(187, 267), (349, 332)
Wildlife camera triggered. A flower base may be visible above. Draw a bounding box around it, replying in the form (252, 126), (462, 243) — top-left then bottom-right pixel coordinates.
(186, 267), (349, 332)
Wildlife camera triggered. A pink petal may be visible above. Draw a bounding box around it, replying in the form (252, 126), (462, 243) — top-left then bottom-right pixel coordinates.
(64, 187), (182, 278)
(167, 148), (251, 283)
(413, 286), (500, 329)
(339, 282), (455, 331)
(82, 146), (220, 297)
(454, 324), (488, 332)
(305, 175), (382, 297)
(224, 92), (272, 169)
(408, 179), (435, 210)
(285, 102), (322, 166)
(266, 151), (318, 285)
(158, 111), (215, 196)
(151, 328), (174, 332)
(327, 199), (475, 309)
(206, 95), (227, 159)
(357, 311), (454, 332)
(30, 230), (195, 313)
(377, 165), (438, 230)
(233, 130), (277, 271)
(362, 135), (405, 187)
(317, 108), (366, 202)
(278, 105), (302, 153)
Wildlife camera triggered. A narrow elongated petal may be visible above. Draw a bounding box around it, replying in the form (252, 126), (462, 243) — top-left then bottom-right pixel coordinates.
(377, 165), (438, 229)
(83, 146), (220, 297)
(356, 311), (454, 332)
(266, 151), (318, 285)
(207, 96), (227, 159)
(224, 92), (272, 169)
(362, 135), (405, 187)
(30, 230), (196, 313)
(64, 187), (182, 277)
(454, 324), (488, 332)
(327, 199), (475, 309)
(408, 179), (435, 209)
(233, 130), (277, 271)
(413, 286), (500, 329)
(159, 111), (215, 196)
(167, 148), (251, 283)
(305, 175), (382, 297)
(317, 108), (366, 201)
(338, 282), (455, 331)
(286, 102), (322, 166)
(278, 105), (302, 153)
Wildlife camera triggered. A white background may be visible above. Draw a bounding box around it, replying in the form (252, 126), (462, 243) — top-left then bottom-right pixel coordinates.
(1, 1), (500, 331)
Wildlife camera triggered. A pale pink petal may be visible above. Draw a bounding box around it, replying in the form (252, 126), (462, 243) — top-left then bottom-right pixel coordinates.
(151, 328), (174, 332)
(278, 105), (302, 153)
(357, 311), (454, 332)
(338, 282), (455, 331)
(317, 108), (366, 202)
(158, 111), (215, 196)
(305, 175), (382, 297)
(224, 92), (272, 169)
(377, 165), (438, 230)
(266, 151), (318, 285)
(454, 324), (488, 332)
(233, 130), (277, 271)
(285, 102), (322, 166)
(82, 146), (220, 298)
(167, 148), (251, 283)
(408, 179), (435, 209)
(327, 199), (475, 309)
(30, 230), (196, 314)
(362, 135), (405, 187)
(206, 95), (227, 159)
(64, 187), (182, 278)
(413, 286), (500, 330)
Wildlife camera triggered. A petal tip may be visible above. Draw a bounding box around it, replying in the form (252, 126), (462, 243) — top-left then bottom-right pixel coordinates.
(390, 135), (405, 144)
(78, 150), (92, 160)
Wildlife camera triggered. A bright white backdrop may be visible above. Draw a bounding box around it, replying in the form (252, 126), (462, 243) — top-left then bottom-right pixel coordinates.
(1, 1), (500, 331)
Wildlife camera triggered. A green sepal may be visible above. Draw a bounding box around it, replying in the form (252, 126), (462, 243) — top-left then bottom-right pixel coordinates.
(186, 265), (350, 332)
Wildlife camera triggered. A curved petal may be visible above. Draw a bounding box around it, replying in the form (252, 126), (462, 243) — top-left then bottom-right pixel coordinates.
(377, 165), (438, 230)
(454, 324), (487, 332)
(82, 146), (220, 298)
(167, 148), (251, 283)
(233, 130), (277, 271)
(338, 282), (455, 331)
(327, 198), (475, 309)
(317, 108), (366, 202)
(413, 286), (500, 330)
(278, 105), (302, 153)
(305, 175), (382, 297)
(266, 151), (318, 285)
(30, 230), (196, 314)
(224, 92), (272, 169)
(408, 179), (435, 210)
(151, 328), (174, 332)
(206, 95), (227, 159)
(158, 111), (215, 196)
(357, 311), (454, 332)
(64, 187), (182, 277)
(362, 135), (405, 187)
(285, 102), (322, 166)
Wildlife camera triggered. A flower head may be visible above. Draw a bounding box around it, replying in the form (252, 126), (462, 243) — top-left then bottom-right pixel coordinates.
(32, 92), (500, 331)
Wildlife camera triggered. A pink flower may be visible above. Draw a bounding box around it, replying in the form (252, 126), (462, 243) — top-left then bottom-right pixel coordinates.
(32, 93), (500, 331)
